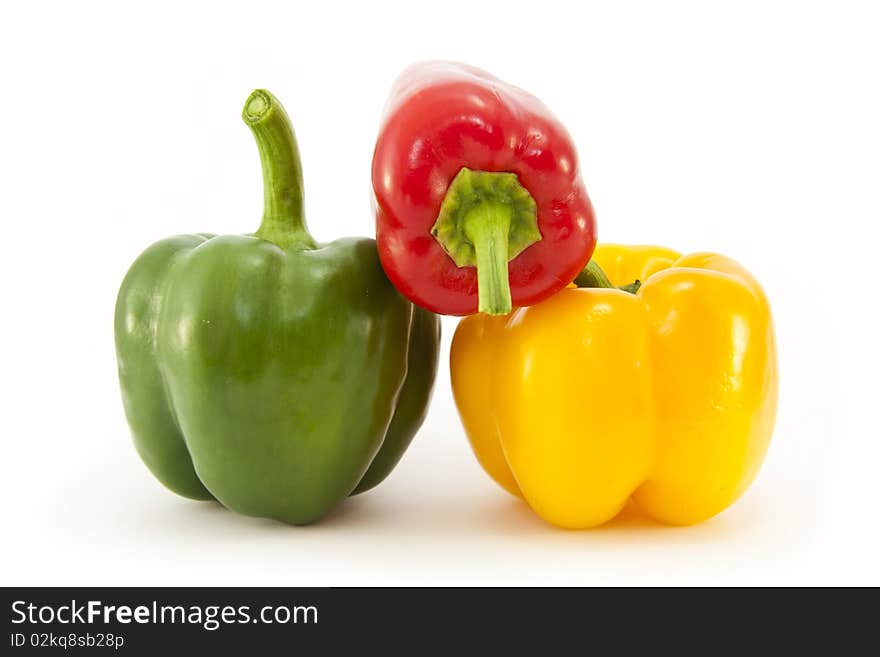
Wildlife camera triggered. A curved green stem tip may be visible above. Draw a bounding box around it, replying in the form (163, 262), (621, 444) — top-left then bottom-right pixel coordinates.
(574, 260), (641, 293)
(243, 89), (315, 251)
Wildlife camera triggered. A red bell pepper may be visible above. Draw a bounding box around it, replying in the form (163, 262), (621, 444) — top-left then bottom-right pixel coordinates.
(372, 61), (597, 316)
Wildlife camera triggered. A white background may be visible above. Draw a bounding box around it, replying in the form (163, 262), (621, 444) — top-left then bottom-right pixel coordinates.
(1, 1), (877, 586)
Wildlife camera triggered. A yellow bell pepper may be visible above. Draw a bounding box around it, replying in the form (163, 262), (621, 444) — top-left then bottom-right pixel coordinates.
(451, 244), (778, 528)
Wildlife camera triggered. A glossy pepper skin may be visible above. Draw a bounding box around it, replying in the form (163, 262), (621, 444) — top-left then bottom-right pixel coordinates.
(372, 61), (596, 316)
(451, 244), (777, 528)
(114, 90), (440, 525)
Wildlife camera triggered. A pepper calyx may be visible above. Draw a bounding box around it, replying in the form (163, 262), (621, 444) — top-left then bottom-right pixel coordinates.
(431, 167), (541, 315)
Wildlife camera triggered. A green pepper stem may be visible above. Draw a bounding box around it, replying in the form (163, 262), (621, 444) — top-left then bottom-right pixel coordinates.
(242, 90), (316, 250)
(462, 203), (513, 315)
(574, 260), (641, 293)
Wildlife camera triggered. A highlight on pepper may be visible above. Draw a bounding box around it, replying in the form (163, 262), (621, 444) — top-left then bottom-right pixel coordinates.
(451, 243), (778, 529)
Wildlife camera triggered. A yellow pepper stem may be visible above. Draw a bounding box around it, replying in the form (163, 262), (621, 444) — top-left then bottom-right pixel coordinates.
(574, 260), (641, 293)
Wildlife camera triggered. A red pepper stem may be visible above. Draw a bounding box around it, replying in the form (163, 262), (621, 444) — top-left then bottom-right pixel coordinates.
(462, 203), (513, 315)
(242, 90), (316, 250)
(430, 167), (541, 315)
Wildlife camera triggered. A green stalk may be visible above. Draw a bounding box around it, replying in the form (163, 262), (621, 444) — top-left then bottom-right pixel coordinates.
(430, 167), (541, 315)
(462, 203), (513, 315)
(574, 260), (642, 293)
(242, 89), (316, 250)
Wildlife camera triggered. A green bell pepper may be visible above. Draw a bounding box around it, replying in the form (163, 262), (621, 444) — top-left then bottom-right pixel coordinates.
(114, 90), (440, 525)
